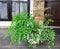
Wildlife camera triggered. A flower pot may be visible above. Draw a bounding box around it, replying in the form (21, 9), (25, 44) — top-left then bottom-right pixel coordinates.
(34, 16), (40, 22)
(34, 16), (43, 25)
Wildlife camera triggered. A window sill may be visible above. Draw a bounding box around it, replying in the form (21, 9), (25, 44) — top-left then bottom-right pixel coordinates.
(0, 21), (11, 29)
(0, 21), (60, 29)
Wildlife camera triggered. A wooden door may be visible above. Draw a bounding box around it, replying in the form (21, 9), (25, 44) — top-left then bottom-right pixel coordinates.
(45, 0), (60, 26)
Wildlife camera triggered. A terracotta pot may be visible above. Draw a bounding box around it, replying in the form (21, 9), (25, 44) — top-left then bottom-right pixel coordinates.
(34, 16), (43, 25)
(34, 17), (40, 22)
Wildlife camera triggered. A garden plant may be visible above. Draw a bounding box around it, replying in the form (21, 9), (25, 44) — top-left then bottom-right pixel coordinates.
(4, 10), (55, 48)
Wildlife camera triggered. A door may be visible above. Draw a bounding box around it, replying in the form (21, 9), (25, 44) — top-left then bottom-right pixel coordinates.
(45, 0), (60, 26)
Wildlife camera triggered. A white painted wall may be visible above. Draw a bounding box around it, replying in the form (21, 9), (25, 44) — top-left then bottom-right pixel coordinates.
(30, 0), (34, 16)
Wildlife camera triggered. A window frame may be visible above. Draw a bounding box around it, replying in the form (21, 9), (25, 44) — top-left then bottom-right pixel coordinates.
(0, 0), (30, 21)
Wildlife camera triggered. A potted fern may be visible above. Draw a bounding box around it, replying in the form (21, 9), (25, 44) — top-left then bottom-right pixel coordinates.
(4, 10), (55, 48)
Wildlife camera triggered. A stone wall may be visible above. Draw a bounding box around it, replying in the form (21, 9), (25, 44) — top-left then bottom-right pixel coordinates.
(33, 0), (45, 25)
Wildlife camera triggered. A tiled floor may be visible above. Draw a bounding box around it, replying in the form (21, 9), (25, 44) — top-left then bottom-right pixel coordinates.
(0, 29), (60, 49)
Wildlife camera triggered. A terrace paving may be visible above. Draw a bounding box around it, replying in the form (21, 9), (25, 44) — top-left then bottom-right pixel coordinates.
(0, 29), (60, 49)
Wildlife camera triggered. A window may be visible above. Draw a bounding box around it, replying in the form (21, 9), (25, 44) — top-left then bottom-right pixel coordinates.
(0, 0), (30, 21)
(0, 0), (8, 21)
